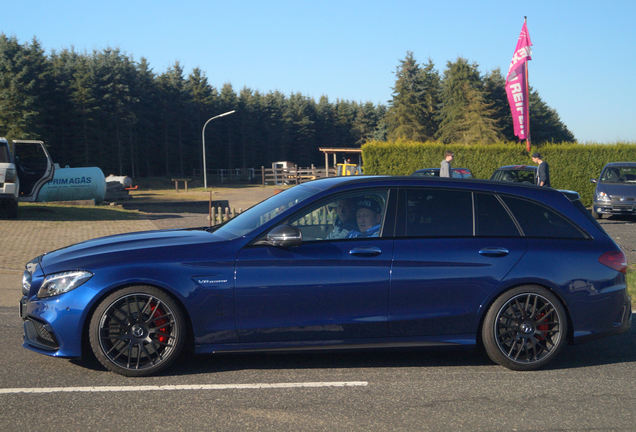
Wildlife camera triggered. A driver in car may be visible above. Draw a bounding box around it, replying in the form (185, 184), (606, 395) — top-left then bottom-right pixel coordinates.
(346, 198), (382, 238)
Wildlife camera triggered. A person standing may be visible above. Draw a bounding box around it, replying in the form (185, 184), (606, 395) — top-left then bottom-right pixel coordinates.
(531, 152), (550, 187)
(440, 150), (454, 178)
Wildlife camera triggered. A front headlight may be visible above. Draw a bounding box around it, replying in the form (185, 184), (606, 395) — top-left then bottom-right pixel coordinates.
(596, 191), (610, 202)
(37, 270), (93, 298)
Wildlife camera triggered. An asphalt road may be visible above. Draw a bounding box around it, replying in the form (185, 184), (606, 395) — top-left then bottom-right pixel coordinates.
(1, 217), (634, 431)
(1, 305), (635, 431)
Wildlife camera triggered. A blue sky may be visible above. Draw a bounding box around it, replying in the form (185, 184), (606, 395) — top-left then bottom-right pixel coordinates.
(4, 0), (636, 143)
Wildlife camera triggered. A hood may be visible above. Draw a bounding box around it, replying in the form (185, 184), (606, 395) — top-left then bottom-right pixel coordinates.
(40, 228), (227, 273)
(596, 182), (636, 198)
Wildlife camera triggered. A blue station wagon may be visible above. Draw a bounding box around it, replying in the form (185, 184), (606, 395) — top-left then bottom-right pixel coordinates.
(20, 176), (631, 376)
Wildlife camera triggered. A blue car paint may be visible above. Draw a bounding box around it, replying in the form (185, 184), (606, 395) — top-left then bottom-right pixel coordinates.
(21, 176), (631, 361)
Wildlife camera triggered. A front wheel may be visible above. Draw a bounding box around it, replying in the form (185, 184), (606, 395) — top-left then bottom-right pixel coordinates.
(482, 286), (568, 371)
(89, 286), (186, 376)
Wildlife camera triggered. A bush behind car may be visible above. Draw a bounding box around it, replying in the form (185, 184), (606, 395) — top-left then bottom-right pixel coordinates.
(363, 140), (636, 207)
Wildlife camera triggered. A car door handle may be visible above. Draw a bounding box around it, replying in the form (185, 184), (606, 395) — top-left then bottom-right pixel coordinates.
(478, 247), (510, 257)
(349, 247), (382, 257)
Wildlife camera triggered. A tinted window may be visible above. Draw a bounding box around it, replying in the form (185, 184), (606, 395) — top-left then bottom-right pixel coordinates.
(475, 193), (520, 237)
(502, 196), (585, 239)
(403, 189), (472, 237)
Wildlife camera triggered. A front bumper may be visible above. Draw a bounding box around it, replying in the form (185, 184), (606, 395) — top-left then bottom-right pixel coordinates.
(20, 294), (86, 358)
(593, 200), (636, 216)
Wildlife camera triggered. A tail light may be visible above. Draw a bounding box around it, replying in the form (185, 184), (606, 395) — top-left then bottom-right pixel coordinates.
(598, 250), (627, 273)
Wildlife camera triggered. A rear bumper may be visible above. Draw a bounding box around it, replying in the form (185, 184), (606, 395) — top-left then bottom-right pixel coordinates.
(572, 298), (632, 344)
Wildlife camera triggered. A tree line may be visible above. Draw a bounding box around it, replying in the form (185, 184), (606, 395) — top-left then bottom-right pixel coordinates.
(0, 35), (573, 178)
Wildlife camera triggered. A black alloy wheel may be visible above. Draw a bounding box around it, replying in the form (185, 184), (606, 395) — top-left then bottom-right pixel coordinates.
(482, 285), (567, 371)
(89, 286), (185, 376)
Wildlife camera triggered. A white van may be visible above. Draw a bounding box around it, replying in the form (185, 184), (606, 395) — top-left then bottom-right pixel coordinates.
(0, 138), (54, 218)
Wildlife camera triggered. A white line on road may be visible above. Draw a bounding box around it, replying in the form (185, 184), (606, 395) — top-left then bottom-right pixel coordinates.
(0, 381), (368, 395)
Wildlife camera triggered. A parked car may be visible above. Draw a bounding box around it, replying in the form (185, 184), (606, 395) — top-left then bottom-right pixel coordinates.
(490, 165), (537, 184)
(412, 167), (473, 178)
(0, 138), (54, 218)
(591, 162), (636, 219)
(20, 176), (630, 376)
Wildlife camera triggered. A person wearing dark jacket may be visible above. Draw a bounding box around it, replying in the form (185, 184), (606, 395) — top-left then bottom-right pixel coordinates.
(531, 152), (550, 187)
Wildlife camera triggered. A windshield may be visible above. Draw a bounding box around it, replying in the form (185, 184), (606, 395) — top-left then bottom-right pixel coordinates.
(212, 183), (323, 240)
(600, 166), (636, 183)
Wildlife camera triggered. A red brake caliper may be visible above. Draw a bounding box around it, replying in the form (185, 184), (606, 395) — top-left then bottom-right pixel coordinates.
(151, 302), (168, 343)
(536, 312), (549, 340)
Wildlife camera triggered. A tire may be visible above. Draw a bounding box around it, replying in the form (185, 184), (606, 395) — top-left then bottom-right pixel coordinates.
(89, 285), (186, 376)
(6, 200), (18, 219)
(481, 285), (568, 371)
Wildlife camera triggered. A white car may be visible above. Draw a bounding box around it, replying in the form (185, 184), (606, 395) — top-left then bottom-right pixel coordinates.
(0, 138), (54, 218)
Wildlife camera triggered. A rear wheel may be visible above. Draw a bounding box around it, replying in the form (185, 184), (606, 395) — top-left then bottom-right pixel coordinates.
(482, 285), (567, 371)
(89, 286), (185, 376)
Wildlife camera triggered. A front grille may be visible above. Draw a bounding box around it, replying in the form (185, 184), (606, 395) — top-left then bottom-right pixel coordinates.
(24, 318), (59, 350)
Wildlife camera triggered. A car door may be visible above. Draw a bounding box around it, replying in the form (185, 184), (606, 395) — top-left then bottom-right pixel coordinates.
(234, 188), (395, 344)
(389, 188), (527, 339)
(13, 140), (55, 201)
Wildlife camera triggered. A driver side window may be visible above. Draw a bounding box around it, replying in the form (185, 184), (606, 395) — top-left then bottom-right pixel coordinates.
(288, 189), (389, 241)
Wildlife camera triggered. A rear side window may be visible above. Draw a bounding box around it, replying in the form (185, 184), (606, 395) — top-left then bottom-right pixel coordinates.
(475, 193), (520, 237)
(403, 189), (472, 237)
(502, 196), (585, 239)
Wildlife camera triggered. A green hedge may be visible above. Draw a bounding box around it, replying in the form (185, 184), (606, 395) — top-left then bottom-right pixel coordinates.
(361, 140), (636, 206)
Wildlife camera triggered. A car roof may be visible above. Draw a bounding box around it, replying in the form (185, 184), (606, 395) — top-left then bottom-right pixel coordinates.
(603, 162), (636, 168)
(306, 175), (550, 195)
(414, 167), (471, 171)
(495, 165), (537, 171)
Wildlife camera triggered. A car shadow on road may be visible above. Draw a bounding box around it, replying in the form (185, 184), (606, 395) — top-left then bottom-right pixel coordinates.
(69, 327), (636, 376)
(162, 327), (635, 376)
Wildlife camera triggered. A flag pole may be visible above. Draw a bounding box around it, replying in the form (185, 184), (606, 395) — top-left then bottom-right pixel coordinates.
(524, 16), (531, 152)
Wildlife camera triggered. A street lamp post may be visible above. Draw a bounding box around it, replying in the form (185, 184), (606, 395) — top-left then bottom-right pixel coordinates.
(202, 110), (236, 189)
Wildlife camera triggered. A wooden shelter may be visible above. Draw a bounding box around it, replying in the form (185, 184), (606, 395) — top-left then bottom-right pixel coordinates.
(318, 147), (363, 177)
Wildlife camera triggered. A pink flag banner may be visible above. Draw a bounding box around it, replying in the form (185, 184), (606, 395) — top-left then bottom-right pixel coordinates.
(505, 21), (532, 143)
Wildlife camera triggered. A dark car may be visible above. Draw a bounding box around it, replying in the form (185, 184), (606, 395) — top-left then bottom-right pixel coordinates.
(490, 165), (537, 184)
(412, 167), (473, 178)
(20, 176), (630, 376)
(591, 162), (636, 219)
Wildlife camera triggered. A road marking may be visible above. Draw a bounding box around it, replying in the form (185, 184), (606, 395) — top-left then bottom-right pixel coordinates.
(0, 381), (368, 395)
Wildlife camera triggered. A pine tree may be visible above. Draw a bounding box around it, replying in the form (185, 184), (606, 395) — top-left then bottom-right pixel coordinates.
(386, 52), (428, 141)
(436, 58), (501, 144)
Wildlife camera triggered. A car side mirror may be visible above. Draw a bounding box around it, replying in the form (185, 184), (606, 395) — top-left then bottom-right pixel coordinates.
(266, 224), (302, 247)
(590, 178), (597, 184)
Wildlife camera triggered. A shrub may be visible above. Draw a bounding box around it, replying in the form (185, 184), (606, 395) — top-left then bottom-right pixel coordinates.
(362, 141), (636, 206)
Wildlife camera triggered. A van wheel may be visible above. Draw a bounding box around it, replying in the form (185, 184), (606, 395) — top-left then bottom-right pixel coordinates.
(482, 285), (567, 371)
(7, 201), (18, 219)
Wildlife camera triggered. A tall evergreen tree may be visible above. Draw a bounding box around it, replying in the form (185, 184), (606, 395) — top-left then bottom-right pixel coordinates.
(386, 52), (425, 141)
(436, 58), (501, 144)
